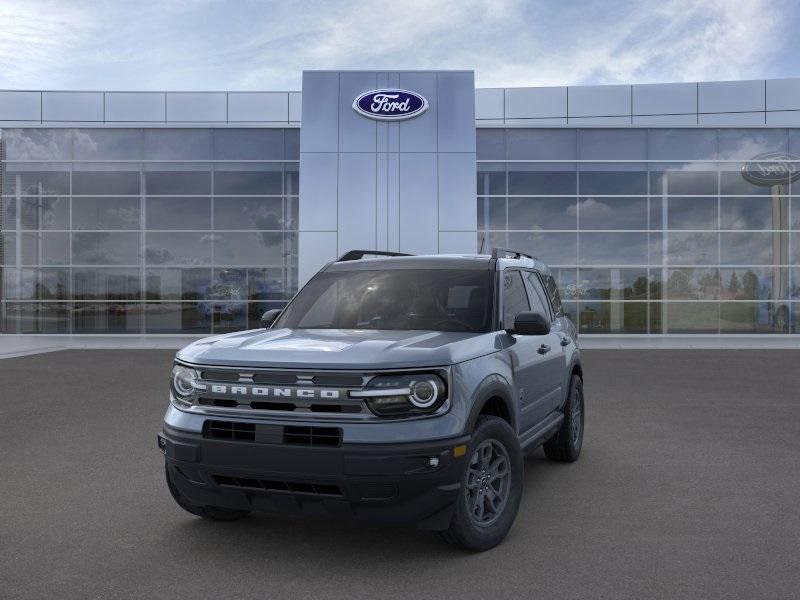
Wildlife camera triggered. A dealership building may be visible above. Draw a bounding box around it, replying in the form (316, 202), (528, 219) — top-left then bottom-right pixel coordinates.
(1, 70), (799, 337)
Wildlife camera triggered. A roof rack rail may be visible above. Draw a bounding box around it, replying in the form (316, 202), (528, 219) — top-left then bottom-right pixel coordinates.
(491, 247), (537, 261)
(337, 250), (414, 262)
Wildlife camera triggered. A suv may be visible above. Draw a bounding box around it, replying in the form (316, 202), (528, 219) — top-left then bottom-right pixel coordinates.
(160, 248), (583, 551)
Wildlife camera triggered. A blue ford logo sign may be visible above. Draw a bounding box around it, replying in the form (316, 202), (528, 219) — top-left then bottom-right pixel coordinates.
(741, 152), (800, 186)
(352, 89), (428, 121)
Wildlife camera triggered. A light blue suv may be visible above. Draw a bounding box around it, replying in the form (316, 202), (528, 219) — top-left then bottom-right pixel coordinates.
(160, 248), (584, 551)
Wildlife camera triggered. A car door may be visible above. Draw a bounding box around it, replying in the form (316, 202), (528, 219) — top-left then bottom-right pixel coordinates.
(523, 271), (566, 416)
(501, 269), (553, 434)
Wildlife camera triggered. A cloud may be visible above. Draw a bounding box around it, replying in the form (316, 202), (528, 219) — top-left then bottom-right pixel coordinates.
(0, 0), (795, 90)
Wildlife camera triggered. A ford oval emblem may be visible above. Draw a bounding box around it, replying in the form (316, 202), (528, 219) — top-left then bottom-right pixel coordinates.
(352, 89), (428, 121)
(741, 152), (800, 186)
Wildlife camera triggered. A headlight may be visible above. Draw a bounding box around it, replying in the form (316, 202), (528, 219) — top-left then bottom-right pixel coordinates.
(171, 364), (200, 406)
(352, 373), (447, 417)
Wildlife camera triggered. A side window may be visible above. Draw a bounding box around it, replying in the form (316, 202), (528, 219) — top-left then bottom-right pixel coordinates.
(523, 271), (550, 317)
(544, 274), (564, 317)
(502, 270), (530, 328)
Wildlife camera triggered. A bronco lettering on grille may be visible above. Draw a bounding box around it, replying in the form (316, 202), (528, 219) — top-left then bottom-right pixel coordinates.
(208, 385), (341, 400)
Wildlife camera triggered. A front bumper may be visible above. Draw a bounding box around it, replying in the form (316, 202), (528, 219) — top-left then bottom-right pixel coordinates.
(160, 424), (470, 530)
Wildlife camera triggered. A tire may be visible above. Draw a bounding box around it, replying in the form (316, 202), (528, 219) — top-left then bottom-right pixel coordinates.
(543, 374), (584, 462)
(165, 464), (250, 522)
(437, 416), (523, 552)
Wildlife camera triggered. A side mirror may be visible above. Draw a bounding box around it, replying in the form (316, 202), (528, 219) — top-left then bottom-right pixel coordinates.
(509, 311), (550, 336)
(260, 309), (282, 329)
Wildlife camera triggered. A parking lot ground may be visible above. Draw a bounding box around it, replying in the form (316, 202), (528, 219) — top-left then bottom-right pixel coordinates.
(1, 349), (799, 600)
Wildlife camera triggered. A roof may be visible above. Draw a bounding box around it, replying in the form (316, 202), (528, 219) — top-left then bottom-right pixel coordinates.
(324, 253), (551, 272)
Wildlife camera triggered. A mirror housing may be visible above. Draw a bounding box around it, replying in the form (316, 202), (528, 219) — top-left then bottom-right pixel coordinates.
(509, 311), (550, 336)
(260, 309), (282, 329)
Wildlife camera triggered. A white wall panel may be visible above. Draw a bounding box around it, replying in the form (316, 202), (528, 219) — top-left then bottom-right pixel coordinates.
(632, 114), (697, 126)
(399, 153), (438, 254)
(338, 72), (377, 152)
(437, 72), (476, 153)
(289, 92), (302, 122)
(698, 112), (765, 126)
(438, 153), (477, 231)
(106, 92), (165, 122)
(42, 92), (103, 121)
(505, 87), (567, 119)
(166, 92), (226, 122)
(439, 231), (477, 254)
(698, 80), (764, 113)
(299, 231), (338, 285)
(337, 153), (377, 253)
(766, 78), (800, 111)
(399, 72), (438, 152)
(300, 72), (339, 152)
(299, 153), (338, 231)
(766, 111), (800, 126)
(632, 82), (696, 115)
(228, 92), (288, 122)
(0, 91), (41, 121)
(568, 85), (630, 117)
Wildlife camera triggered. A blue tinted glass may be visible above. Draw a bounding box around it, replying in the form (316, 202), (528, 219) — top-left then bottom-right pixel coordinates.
(578, 197), (647, 230)
(145, 197), (211, 230)
(507, 129), (576, 160)
(145, 268), (211, 300)
(648, 129), (717, 160)
(579, 233), (648, 265)
(145, 171), (210, 195)
(71, 232), (139, 265)
(213, 129), (284, 160)
(143, 130), (213, 160)
(508, 197), (576, 230)
(145, 232), (212, 265)
(72, 197), (140, 230)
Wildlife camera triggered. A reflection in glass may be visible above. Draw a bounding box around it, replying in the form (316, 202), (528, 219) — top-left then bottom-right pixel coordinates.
(720, 302), (790, 333)
(578, 130), (646, 160)
(664, 302), (719, 333)
(145, 171), (210, 195)
(665, 197), (717, 230)
(145, 197), (211, 230)
(143, 130), (213, 160)
(213, 232), (287, 266)
(213, 302), (247, 332)
(507, 197), (576, 230)
(651, 170), (716, 195)
(72, 197), (140, 230)
(22, 232), (70, 265)
(720, 267), (788, 300)
(72, 171), (140, 195)
(507, 129), (576, 160)
(145, 268), (211, 300)
(72, 303), (142, 332)
(579, 233), (648, 265)
(144, 302), (212, 333)
(145, 232), (212, 265)
(578, 302), (647, 333)
(477, 166), (505, 195)
(577, 268), (648, 300)
(578, 197), (647, 230)
(720, 232), (784, 265)
(73, 129), (143, 160)
(73, 268), (141, 300)
(508, 169), (575, 195)
(20, 196), (69, 230)
(214, 170), (282, 195)
(20, 268), (69, 300)
(213, 129), (285, 160)
(578, 171), (647, 195)
(213, 197), (283, 230)
(720, 196), (788, 230)
(3, 302), (70, 333)
(506, 232), (577, 266)
(72, 232), (139, 265)
(666, 268), (720, 300)
(666, 233), (718, 265)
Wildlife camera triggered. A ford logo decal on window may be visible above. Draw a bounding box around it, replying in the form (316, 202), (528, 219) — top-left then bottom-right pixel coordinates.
(741, 152), (800, 186)
(352, 89), (428, 121)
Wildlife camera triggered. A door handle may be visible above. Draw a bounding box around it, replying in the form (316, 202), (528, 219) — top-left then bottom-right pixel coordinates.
(560, 336), (571, 347)
(537, 344), (551, 354)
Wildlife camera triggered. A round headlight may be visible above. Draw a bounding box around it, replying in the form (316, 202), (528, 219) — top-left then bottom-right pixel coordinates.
(172, 365), (199, 398)
(409, 379), (439, 408)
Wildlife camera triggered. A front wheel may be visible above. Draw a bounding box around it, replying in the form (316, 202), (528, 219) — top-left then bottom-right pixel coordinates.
(437, 416), (523, 552)
(543, 374), (584, 462)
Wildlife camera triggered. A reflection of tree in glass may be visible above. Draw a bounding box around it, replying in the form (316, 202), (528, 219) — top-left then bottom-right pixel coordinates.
(742, 270), (759, 300)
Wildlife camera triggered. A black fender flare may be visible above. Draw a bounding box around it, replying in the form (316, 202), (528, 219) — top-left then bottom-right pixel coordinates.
(464, 373), (517, 435)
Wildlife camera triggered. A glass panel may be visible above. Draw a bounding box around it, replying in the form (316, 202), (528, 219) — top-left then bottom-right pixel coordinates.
(649, 269), (663, 300)
(578, 302), (647, 333)
(25, 268), (69, 300)
(664, 302), (719, 333)
(248, 302), (286, 329)
(285, 129), (300, 159)
(214, 169), (283, 195)
(665, 268), (720, 300)
(477, 197), (504, 230)
(550, 268), (578, 301)
(506, 232), (577, 266)
(648, 129), (717, 161)
(72, 197), (140, 230)
(720, 232), (785, 265)
(209, 268), (248, 301)
(72, 171), (140, 195)
(665, 197), (717, 230)
(72, 268), (141, 300)
(508, 197), (576, 230)
(73, 129), (143, 160)
(17, 171), (70, 195)
(561, 301), (577, 323)
(720, 267), (789, 300)
(213, 302), (247, 332)
(21, 232), (69, 265)
(213, 197), (283, 230)
(792, 268), (800, 299)
(248, 268), (287, 300)
(145, 268), (211, 300)
(507, 129), (576, 160)
(284, 163), (299, 196)
(502, 271), (530, 327)
(578, 171), (647, 195)
(576, 268), (649, 300)
(720, 196), (788, 230)
(792, 198), (800, 229)
(213, 129), (284, 160)
(508, 166), (576, 195)
(143, 130), (213, 160)
(213, 232), (286, 266)
(4, 302), (70, 333)
(20, 196), (69, 230)
(145, 171), (210, 195)
(649, 302), (662, 333)
(720, 302), (790, 333)
(650, 169), (717, 196)
(476, 129), (505, 160)
(578, 130), (646, 160)
(1, 232), (16, 264)
(666, 233), (718, 265)
(144, 302), (212, 333)
(3, 129), (73, 160)
(720, 168), (781, 195)
(1, 197), (16, 228)
(578, 233), (648, 265)
(717, 129), (788, 160)
(72, 232), (139, 265)
(578, 197), (647, 230)
(72, 302), (142, 333)
(145, 197), (211, 230)
(145, 232), (212, 265)
(285, 197), (298, 230)
(476, 164), (505, 195)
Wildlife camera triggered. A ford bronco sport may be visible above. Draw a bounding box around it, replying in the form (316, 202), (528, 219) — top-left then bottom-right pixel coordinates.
(160, 248), (584, 551)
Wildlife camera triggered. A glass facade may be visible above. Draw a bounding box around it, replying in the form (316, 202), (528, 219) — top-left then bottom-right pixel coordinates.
(478, 128), (800, 334)
(0, 128), (299, 333)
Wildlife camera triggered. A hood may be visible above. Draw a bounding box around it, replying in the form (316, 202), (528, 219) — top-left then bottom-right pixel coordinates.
(176, 327), (501, 369)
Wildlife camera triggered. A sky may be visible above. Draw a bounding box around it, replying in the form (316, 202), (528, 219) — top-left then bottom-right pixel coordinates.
(0, 0), (798, 91)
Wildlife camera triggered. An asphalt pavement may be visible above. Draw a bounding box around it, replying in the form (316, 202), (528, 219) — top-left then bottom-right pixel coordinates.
(1, 348), (798, 600)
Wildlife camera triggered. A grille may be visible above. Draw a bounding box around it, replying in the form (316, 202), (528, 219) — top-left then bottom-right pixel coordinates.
(204, 420), (255, 441)
(213, 475), (343, 497)
(284, 426), (342, 447)
(197, 397), (362, 414)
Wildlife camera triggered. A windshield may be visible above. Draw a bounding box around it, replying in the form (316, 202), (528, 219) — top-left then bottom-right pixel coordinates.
(275, 269), (494, 332)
